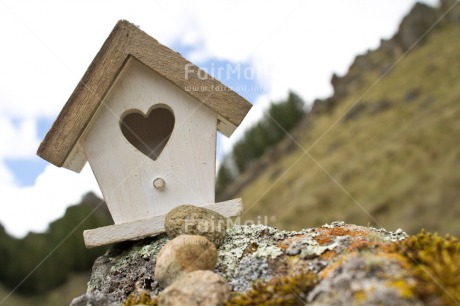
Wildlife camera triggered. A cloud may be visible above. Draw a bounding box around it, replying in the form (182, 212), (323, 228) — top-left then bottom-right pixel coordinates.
(0, 164), (101, 238)
(0, 162), (15, 187)
(0, 116), (39, 159)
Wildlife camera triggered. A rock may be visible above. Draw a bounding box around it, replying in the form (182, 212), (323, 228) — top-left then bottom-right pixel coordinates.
(394, 3), (438, 51)
(72, 222), (444, 306)
(368, 100), (391, 115)
(70, 292), (112, 306)
(404, 88), (421, 103)
(165, 205), (227, 247)
(331, 73), (348, 98)
(70, 235), (168, 306)
(441, 0), (460, 23)
(159, 270), (230, 306)
(342, 102), (367, 122)
(310, 97), (337, 116)
(154, 235), (217, 288)
(307, 252), (422, 306)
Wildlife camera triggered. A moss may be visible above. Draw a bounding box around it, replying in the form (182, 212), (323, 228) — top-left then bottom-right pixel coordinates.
(122, 292), (158, 306)
(388, 279), (415, 299)
(392, 231), (460, 305)
(353, 290), (367, 303)
(225, 270), (318, 306)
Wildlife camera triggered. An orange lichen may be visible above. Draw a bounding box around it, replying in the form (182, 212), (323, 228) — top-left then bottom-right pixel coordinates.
(319, 250), (337, 261)
(318, 225), (367, 237)
(277, 234), (304, 251)
(314, 233), (332, 245)
(277, 240), (289, 251)
(315, 226), (368, 247)
(378, 241), (398, 253)
(347, 239), (380, 252)
(327, 227), (353, 236)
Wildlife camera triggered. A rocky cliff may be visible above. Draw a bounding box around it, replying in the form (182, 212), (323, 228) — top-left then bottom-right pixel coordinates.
(71, 222), (459, 305)
(311, 0), (460, 116)
(288, 0), (451, 119)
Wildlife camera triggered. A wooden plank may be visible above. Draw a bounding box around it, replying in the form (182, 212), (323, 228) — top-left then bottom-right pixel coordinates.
(83, 198), (243, 248)
(37, 20), (252, 168)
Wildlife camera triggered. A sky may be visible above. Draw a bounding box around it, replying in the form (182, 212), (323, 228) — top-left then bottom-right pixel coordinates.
(0, 0), (439, 237)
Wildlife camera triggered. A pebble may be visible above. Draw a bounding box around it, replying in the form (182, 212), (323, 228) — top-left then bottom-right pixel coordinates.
(165, 205), (227, 248)
(154, 235), (217, 288)
(158, 270), (230, 306)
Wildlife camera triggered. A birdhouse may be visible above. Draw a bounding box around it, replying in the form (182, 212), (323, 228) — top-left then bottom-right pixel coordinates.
(37, 20), (252, 248)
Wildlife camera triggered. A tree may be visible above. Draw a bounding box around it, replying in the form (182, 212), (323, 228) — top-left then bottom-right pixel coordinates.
(226, 91), (306, 175)
(216, 159), (235, 197)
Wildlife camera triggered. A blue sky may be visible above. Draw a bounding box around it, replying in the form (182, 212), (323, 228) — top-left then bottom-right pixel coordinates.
(0, 0), (439, 237)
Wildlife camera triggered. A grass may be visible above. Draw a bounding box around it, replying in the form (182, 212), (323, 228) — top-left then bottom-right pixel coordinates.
(239, 24), (460, 238)
(0, 272), (90, 306)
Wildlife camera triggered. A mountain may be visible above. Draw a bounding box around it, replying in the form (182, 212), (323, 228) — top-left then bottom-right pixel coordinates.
(221, 1), (460, 238)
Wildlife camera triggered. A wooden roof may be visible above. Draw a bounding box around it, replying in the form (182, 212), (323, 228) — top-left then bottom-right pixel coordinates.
(37, 20), (252, 168)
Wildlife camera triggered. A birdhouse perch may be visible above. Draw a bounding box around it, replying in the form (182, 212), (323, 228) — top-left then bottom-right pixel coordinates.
(37, 20), (252, 248)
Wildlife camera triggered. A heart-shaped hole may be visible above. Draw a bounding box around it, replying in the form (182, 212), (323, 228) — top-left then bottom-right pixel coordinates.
(120, 106), (175, 161)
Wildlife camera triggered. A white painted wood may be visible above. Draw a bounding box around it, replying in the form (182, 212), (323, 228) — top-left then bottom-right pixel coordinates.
(201, 199), (243, 217)
(217, 119), (236, 138)
(62, 142), (87, 173)
(61, 60), (135, 173)
(81, 58), (218, 224)
(84, 199), (243, 248)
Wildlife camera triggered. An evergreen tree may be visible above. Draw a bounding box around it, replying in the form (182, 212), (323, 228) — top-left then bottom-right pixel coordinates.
(216, 91), (306, 192)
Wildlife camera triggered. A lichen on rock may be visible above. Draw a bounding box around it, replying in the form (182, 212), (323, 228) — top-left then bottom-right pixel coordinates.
(71, 235), (168, 306)
(216, 224), (282, 284)
(307, 252), (421, 306)
(71, 222), (459, 306)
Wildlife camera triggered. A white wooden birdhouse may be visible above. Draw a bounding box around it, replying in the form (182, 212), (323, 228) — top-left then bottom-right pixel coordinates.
(37, 20), (252, 248)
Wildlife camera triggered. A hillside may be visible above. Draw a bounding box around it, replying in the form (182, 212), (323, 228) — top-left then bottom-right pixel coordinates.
(0, 273), (90, 306)
(0, 192), (112, 304)
(228, 2), (460, 237)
